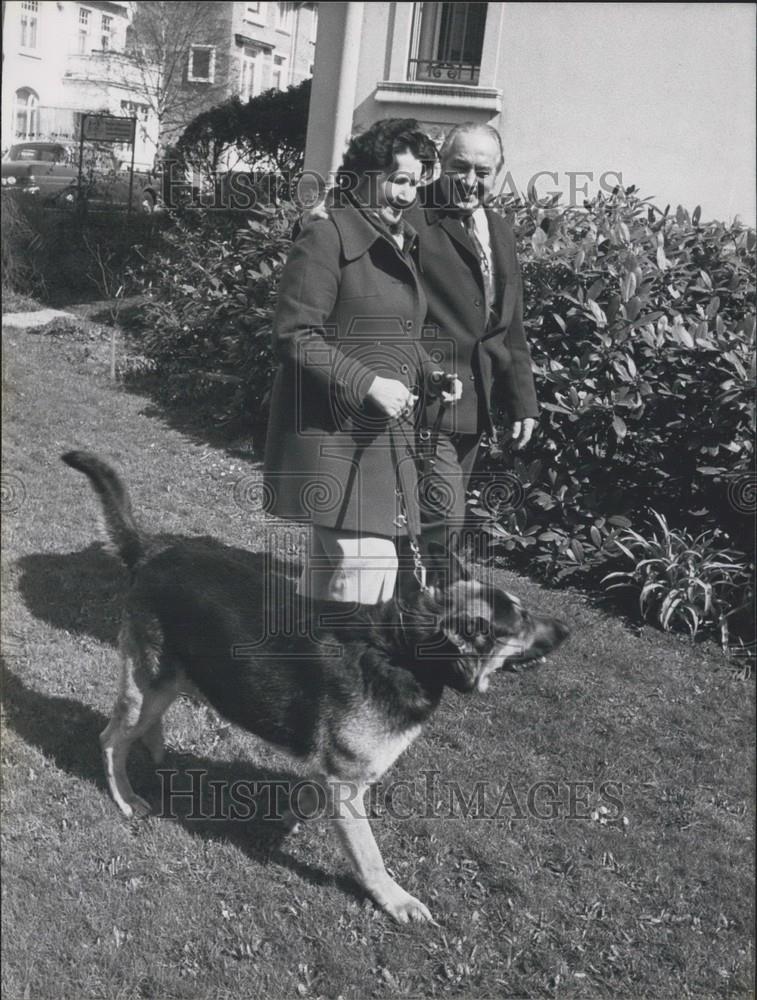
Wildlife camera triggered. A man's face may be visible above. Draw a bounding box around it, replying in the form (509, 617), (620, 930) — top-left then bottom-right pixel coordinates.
(440, 131), (502, 213)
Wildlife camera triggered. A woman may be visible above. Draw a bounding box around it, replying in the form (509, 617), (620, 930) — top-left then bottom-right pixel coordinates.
(264, 119), (455, 607)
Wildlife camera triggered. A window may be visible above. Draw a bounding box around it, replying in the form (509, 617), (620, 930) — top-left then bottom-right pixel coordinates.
(245, 2), (266, 23)
(275, 3), (293, 33)
(20, 0), (39, 49)
(240, 52), (259, 100)
(408, 2), (487, 85)
(14, 88), (39, 139)
(78, 6), (91, 54)
(121, 99), (149, 121)
(188, 45), (216, 83)
(272, 55), (287, 90)
(101, 13), (113, 50)
(10, 144), (66, 163)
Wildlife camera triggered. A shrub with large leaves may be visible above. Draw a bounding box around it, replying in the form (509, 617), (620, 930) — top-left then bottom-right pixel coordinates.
(129, 205), (297, 435)
(474, 187), (755, 609)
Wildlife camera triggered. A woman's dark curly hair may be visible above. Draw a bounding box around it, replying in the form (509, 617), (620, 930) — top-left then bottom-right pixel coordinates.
(335, 118), (438, 192)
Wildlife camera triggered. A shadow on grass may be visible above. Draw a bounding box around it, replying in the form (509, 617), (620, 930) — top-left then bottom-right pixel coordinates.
(9, 539), (362, 897)
(18, 543), (128, 647)
(121, 383), (267, 461)
(0, 654), (361, 903)
(17, 540), (300, 649)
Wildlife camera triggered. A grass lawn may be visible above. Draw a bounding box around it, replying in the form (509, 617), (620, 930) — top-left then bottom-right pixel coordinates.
(1, 320), (754, 1000)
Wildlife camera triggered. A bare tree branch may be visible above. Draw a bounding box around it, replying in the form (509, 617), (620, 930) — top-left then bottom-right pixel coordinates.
(124, 1), (229, 156)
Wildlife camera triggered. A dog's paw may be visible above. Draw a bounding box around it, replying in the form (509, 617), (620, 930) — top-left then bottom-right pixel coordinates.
(282, 814), (302, 835)
(376, 882), (436, 925)
(118, 794), (152, 820)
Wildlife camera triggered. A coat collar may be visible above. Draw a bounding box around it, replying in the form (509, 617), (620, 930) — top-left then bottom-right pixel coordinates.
(422, 199), (480, 268)
(418, 180), (506, 233)
(327, 192), (419, 262)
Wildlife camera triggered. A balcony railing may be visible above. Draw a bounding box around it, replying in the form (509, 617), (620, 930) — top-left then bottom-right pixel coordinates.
(64, 51), (155, 90)
(407, 58), (480, 85)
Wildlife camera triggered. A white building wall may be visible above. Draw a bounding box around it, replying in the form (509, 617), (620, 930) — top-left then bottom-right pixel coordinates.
(2, 2), (73, 148)
(496, 3), (755, 225)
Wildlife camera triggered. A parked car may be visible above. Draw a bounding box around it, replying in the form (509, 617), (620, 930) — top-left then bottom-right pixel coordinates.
(1, 141), (161, 212)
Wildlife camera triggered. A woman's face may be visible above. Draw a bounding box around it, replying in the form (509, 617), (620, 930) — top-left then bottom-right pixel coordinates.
(373, 149), (427, 226)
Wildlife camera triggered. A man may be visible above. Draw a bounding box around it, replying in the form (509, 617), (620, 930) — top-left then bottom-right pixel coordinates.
(404, 123), (538, 561)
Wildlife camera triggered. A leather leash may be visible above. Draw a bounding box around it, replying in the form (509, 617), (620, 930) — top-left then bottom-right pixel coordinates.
(389, 394), (449, 594)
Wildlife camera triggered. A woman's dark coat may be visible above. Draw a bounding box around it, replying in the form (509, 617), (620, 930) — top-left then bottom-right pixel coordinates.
(263, 200), (432, 536)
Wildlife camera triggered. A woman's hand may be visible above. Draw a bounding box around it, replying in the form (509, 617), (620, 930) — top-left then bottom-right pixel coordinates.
(366, 376), (418, 419)
(427, 371), (463, 405)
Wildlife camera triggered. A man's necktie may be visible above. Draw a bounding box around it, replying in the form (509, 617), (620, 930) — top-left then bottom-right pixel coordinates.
(462, 214), (495, 315)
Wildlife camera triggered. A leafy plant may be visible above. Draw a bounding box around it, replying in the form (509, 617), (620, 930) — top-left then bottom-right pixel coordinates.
(480, 186), (754, 584)
(128, 203), (297, 434)
(1, 192), (38, 296)
(1, 197), (164, 301)
(602, 511), (753, 649)
(178, 79), (311, 181)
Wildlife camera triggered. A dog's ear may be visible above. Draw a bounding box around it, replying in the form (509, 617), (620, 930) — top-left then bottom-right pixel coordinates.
(440, 613), (496, 692)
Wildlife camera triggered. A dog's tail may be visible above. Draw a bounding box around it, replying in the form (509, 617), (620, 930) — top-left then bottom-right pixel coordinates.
(62, 450), (144, 569)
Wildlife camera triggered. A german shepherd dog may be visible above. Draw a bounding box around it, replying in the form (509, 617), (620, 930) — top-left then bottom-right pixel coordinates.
(63, 451), (569, 924)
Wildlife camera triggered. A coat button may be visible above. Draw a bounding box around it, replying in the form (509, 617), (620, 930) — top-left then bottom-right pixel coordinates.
(405, 320), (413, 329)
(473, 299), (482, 307)
(468, 374), (475, 381)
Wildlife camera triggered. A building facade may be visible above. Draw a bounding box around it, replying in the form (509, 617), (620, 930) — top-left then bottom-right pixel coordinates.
(303, 2), (755, 224)
(2, 1), (318, 169)
(231, 1), (317, 103)
(1, 1), (159, 165)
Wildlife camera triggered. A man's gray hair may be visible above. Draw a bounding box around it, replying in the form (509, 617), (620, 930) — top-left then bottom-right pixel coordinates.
(439, 123), (505, 169)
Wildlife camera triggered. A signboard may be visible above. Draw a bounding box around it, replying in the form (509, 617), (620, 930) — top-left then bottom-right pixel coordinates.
(82, 114), (136, 144)
(76, 112), (139, 218)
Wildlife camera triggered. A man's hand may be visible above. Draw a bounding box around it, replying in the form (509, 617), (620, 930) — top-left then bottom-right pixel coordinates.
(366, 376), (418, 420)
(511, 418), (536, 450)
(301, 199), (329, 229)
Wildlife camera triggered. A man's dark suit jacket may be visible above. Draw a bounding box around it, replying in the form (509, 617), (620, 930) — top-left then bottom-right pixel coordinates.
(405, 185), (539, 436)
